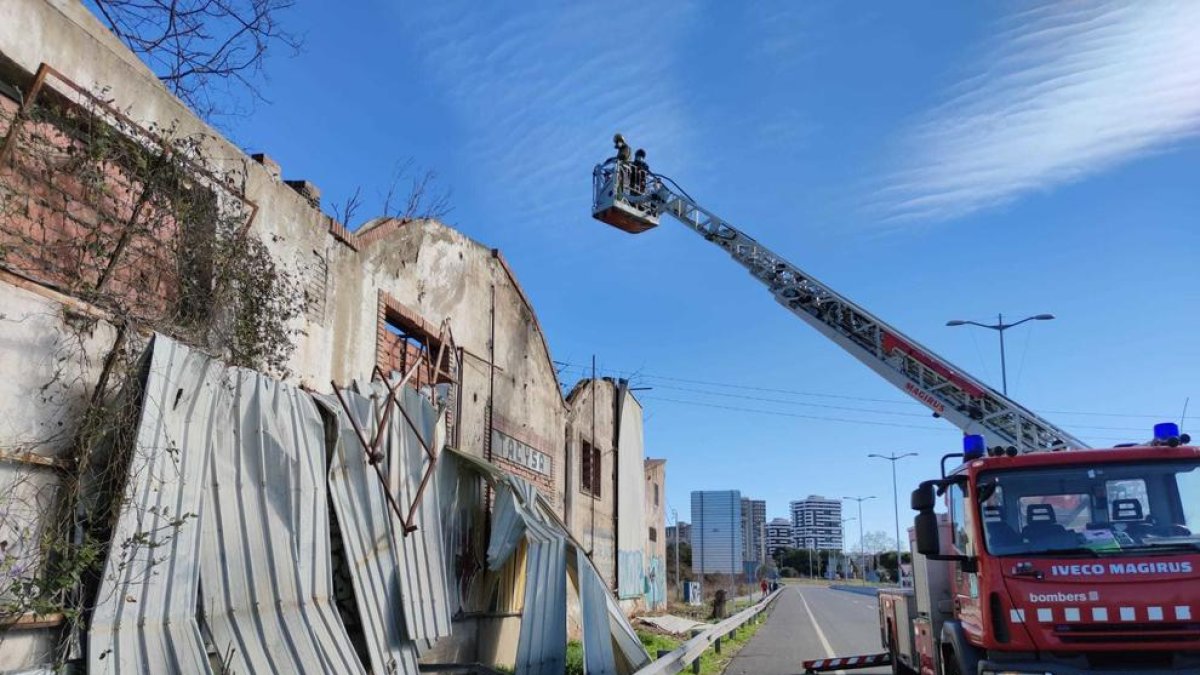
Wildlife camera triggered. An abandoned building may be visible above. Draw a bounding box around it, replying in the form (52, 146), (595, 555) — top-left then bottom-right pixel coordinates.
(0, 0), (667, 672)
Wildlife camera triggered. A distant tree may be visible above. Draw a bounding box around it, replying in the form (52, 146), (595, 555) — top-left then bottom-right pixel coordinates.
(88, 0), (301, 120)
(780, 566), (799, 578)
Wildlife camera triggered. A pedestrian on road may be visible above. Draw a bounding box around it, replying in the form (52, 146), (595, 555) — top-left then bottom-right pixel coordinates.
(760, 578), (768, 599)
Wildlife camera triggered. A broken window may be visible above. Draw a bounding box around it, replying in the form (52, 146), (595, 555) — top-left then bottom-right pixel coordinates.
(649, 527), (657, 542)
(377, 295), (452, 391)
(580, 440), (601, 498)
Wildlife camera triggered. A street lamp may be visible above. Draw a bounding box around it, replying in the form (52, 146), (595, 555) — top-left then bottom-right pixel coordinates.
(945, 313), (1054, 395)
(836, 517), (855, 581)
(843, 496), (875, 582)
(869, 452), (919, 576)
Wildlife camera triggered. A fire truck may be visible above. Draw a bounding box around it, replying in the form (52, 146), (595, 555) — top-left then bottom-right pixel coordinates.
(591, 137), (1200, 674)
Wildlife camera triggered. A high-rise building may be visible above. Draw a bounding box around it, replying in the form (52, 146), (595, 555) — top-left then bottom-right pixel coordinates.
(740, 498), (766, 569)
(666, 522), (691, 545)
(790, 495), (843, 551)
(690, 490), (742, 574)
(765, 517), (793, 559)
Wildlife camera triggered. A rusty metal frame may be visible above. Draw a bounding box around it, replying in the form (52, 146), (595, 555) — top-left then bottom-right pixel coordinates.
(329, 356), (424, 528)
(332, 318), (464, 536)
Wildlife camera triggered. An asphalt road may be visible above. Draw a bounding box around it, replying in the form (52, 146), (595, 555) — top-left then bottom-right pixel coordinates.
(726, 585), (890, 675)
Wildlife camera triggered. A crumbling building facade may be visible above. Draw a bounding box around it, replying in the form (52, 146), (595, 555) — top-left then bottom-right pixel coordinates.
(0, 0), (661, 671)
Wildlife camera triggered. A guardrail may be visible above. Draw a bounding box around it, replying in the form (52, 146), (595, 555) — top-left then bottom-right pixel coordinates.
(634, 589), (782, 675)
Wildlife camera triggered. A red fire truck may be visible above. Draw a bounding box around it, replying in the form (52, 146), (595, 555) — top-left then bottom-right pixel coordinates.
(878, 426), (1200, 674)
(590, 137), (1200, 673)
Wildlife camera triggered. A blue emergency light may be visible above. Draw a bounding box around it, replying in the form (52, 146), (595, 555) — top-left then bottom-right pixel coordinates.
(962, 434), (986, 460)
(1154, 422), (1180, 440)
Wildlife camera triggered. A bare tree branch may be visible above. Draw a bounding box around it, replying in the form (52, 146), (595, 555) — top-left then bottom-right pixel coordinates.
(336, 159), (453, 232)
(88, 0), (301, 121)
(330, 186), (362, 230)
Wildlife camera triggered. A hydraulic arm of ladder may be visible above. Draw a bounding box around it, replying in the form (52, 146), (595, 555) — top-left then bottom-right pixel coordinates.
(591, 154), (1088, 454)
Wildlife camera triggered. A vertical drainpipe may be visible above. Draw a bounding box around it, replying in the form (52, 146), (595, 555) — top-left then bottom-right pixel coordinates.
(485, 282), (496, 530)
(611, 377), (627, 593)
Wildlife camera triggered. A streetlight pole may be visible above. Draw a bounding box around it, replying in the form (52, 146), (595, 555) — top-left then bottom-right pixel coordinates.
(946, 313), (1054, 395)
(843, 496), (875, 582)
(869, 452), (918, 580)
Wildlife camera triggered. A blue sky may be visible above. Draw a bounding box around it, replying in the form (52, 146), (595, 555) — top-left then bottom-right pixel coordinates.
(216, 1), (1199, 548)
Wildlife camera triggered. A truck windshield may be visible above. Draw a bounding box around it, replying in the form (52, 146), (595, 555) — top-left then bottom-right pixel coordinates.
(976, 459), (1200, 557)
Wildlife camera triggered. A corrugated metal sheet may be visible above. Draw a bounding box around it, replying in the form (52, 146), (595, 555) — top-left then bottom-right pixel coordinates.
(574, 549), (617, 675)
(451, 446), (651, 671)
(321, 388), (420, 675)
(488, 479), (566, 675)
(374, 382), (452, 650)
(88, 335), (218, 675)
(197, 364), (364, 674)
(436, 451), (485, 616)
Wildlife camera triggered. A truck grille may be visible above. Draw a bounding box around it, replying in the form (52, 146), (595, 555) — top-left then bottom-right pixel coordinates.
(1054, 621), (1200, 644)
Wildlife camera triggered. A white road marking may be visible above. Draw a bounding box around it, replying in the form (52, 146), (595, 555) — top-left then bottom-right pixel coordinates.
(799, 590), (847, 675)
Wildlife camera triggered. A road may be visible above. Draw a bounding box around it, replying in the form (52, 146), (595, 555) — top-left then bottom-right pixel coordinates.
(726, 584), (890, 675)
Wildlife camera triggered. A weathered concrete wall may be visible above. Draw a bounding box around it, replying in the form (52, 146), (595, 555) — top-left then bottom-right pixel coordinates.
(357, 218), (568, 510)
(644, 459), (668, 611)
(565, 379), (619, 589)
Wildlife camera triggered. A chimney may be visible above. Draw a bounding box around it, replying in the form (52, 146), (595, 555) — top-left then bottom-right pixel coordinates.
(250, 153), (281, 181)
(285, 179), (321, 208)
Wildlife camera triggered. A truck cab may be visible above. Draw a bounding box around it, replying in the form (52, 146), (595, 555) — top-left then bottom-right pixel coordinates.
(890, 425), (1200, 674)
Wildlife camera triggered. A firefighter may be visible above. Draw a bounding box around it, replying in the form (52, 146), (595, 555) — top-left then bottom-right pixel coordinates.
(632, 148), (649, 195)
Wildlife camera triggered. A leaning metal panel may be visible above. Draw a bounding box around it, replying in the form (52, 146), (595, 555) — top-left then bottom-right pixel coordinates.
(198, 369), (365, 674)
(88, 335), (219, 675)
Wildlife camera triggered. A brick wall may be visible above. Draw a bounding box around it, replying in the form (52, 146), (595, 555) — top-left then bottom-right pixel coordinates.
(0, 93), (185, 319)
(375, 291), (447, 391)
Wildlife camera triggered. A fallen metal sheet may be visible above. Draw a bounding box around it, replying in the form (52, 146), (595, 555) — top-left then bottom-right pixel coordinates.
(198, 368), (364, 674)
(635, 615), (704, 636)
(88, 335), (219, 675)
(451, 447), (652, 673)
(574, 548), (617, 675)
(374, 381), (452, 651)
(488, 479), (566, 675)
(320, 385), (421, 675)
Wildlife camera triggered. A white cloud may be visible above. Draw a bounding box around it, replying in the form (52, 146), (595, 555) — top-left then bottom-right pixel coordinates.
(395, 3), (697, 231)
(876, 1), (1200, 224)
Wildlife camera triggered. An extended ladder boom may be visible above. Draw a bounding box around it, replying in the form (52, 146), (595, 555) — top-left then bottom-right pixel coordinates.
(592, 152), (1088, 454)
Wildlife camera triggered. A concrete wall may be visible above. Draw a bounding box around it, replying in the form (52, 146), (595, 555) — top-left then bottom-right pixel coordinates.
(564, 379), (618, 588)
(644, 459), (667, 611)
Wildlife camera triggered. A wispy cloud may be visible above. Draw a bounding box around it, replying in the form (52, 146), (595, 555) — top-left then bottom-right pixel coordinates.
(394, 3), (698, 233)
(875, 1), (1200, 224)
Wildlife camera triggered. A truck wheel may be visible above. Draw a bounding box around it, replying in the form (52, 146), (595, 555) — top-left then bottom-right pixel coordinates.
(939, 648), (961, 675)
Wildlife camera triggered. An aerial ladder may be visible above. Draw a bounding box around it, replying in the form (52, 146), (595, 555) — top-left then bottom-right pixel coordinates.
(591, 135), (1088, 455)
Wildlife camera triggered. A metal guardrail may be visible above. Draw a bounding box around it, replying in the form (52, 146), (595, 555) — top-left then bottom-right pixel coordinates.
(634, 589), (782, 675)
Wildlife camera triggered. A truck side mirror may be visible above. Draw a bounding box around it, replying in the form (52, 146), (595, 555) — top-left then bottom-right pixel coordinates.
(911, 484), (935, 511)
(914, 510), (940, 556)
